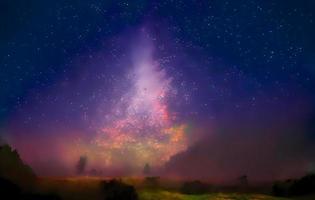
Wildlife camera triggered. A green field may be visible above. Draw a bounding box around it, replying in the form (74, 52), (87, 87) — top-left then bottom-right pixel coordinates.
(139, 190), (290, 200)
(35, 177), (313, 200)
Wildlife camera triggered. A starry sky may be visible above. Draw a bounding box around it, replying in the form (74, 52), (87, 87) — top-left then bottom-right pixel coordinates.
(1, 0), (315, 182)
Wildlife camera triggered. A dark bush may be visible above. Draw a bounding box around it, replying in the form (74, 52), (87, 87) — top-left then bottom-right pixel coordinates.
(23, 193), (62, 200)
(180, 180), (211, 194)
(290, 174), (315, 196)
(0, 177), (62, 200)
(143, 176), (159, 188)
(101, 179), (138, 200)
(0, 177), (21, 199)
(272, 174), (315, 197)
(272, 181), (291, 197)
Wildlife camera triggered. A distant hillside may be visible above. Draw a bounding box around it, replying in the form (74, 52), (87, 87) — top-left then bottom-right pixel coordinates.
(0, 144), (36, 188)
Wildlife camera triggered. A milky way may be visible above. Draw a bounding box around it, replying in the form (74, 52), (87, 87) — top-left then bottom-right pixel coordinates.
(5, 28), (194, 176)
(92, 32), (188, 169)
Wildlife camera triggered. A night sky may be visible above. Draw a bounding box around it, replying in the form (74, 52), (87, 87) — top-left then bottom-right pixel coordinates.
(1, 0), (315, 182)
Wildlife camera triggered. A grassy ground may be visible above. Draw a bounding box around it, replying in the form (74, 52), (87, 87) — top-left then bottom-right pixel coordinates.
(37, 177), (104, 200)
(139, 190), (290, 200)
(36, 177), (310, 200)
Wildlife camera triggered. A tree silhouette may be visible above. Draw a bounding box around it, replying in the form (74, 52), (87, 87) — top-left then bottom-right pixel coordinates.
(143, 163), (151, 176)
(76, 156), (87, 175)
(0, 144), (36, 189)
(238, 175), (248, 186)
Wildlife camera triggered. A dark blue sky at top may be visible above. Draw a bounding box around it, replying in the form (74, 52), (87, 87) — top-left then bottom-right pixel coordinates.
(1, 0), (315, 138)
